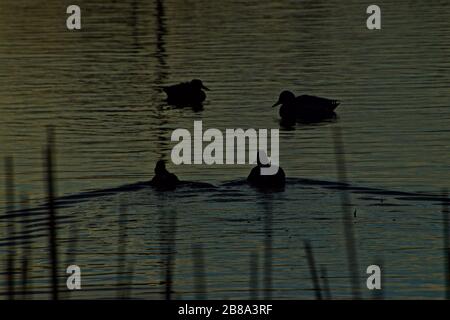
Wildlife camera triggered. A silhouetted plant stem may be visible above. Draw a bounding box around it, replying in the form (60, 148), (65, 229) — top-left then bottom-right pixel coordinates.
(249, 251), (259, 300)
(263, 200), (273, 300)
(320, 266), (332, 300)
(332, 127), (361, 299)
(158, 207), (177, 301)
(45, 127), (59, 300)
(303, 240), (322, 300)
(20, 194), (30, 299)
(117, 201), (128, 299)
(165, 210), (177, 300)
(443, 189), (449, 300)
(5, 157), (16, 300)
(192, 244), (207, 300)
(124, 262), (134, 300)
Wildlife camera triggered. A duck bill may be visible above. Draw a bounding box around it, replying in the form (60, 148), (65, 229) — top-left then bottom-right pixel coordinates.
(272, 100), (281, 108)
(202, 85), (210, 91)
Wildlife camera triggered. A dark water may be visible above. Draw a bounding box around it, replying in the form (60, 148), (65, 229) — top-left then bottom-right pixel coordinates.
(0, 0), (449, 299)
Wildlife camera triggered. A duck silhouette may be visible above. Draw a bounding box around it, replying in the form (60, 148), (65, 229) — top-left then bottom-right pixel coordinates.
(151, 160), (180, 191)
(247, 151), (285, 190)
(272, 90), (340, 124)
(163, 79), (210, 107)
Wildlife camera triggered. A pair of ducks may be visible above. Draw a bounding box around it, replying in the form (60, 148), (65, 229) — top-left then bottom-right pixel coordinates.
(164, 79), (341, 122)
(151, 153), (285, 191)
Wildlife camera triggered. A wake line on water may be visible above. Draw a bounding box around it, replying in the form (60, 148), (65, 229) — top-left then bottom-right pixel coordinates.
(1, 177), (448, 223)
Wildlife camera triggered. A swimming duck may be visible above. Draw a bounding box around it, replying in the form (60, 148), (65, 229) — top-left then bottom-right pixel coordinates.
(272, 90), (340, 123)
(151, 160), (180, 191)
(163, 79), (210, 107)
(247, 151), (286, 189)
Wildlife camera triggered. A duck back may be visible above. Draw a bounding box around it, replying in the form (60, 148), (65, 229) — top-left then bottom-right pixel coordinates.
(164, 82), (206, 106)
(296, 95), (340, 111)
(151, 172), (180, 191)
(247, 166), (286, 189)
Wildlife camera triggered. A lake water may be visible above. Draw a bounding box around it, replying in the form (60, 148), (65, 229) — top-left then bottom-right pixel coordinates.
(0, 0), (449, 299)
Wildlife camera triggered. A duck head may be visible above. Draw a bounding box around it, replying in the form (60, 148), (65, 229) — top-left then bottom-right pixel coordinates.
(272, 90), (295, 107)
(155, 160), (168, 175)
(191, 79), (210, 91)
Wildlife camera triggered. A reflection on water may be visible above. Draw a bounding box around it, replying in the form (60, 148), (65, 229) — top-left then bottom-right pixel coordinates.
(0, 179), (448, 299)
(0, 0), (449, 299)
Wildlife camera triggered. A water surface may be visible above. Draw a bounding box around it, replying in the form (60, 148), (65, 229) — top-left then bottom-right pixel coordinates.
(0, 0), (449, 299)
